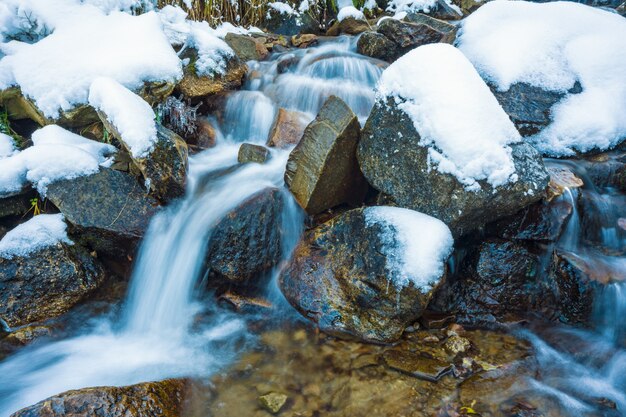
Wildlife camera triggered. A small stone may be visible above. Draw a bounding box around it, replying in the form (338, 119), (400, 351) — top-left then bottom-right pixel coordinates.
(444, 335), (471, 355)
(258, 392), (288, 414)
(546, 165), (584, 201)
(351, 354), (380, 369)
(238, 143), (270, 164)
(225, 33), (269, 61)
(382, 349), (452, 382)
(267, 108), (308, 148)
(423, 335), (440, 344)
(291, 34), (318, 48)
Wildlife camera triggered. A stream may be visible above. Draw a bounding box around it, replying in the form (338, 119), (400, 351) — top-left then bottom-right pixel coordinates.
(0, 36), (624, 416)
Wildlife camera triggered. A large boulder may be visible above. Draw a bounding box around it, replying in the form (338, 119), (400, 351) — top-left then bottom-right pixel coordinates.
(46, 168), (160, 258)
(358, 99), (550, 236)
(279, 206), (453, 343)
(11, 379), (193, 417)
(177, 48), (247, 99)
(0, 243), (105, 327)
(205, 188), (285, 285)
(285, 96), (368, 215)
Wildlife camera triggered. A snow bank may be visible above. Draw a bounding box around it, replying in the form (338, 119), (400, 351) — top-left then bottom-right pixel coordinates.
(377, 43), (521, 191)
(0, 0), (181, 119)
(338, 6), (366, 21)
(458, 1), (626, 156)
(158, 5), (235, 76)
(0, 126), (114, 196)
(0, 214), (73, 259)
(364, 206), (453, 291)
(386, 0), (460, 16)
(89, 77), (157, 158)
(268, 2), (297, 15)
(0, 133), (15, 159)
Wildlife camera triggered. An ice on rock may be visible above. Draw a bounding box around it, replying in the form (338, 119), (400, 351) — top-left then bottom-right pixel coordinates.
(0, 0), (181, 119)
(89, 77), (157, 158)
(458, 1), (626, 156)
(377, 43), (521, 191)
(364, 206), (453, 291)
(0, 125), (114, 196)
(0, 213), (73, 259)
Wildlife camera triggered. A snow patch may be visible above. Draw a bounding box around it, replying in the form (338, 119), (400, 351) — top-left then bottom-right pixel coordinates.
(457, 1), (626, 156)
(338, 6), (365, 21)
(386, 0), (458, 15)
(364, 206), (453, 292)
(89, 77), (157, 159)
(0, 125), (114, 196)
(0, 0), (181, 119)
(0, 214), (73, 259)
(268, 2), (297, 15)
(377, 43), (521, 191)
(0, 133), (16, 159)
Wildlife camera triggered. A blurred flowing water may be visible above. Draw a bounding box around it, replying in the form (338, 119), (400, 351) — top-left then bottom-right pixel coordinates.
(0, 36), (382, 416)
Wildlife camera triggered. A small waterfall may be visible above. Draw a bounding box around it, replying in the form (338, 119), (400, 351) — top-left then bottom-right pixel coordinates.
(220, 91), (277, 144)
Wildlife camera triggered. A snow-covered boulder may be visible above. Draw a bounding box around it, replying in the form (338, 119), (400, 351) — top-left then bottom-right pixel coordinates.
(357, 44), (549, 236)
(89, 78), (188, 202)
(46, 168), (160, 259)
(263, 2), (321, 36)
(457, 1), (626, 156)
(279, 206), (453, 343)
(0, 214), (106, 327)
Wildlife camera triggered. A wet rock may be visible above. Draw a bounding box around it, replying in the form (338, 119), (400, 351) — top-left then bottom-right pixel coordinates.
(382, 349), (452, 382)
(177, 48), (247, 99)
(205, 188), (284, 284)
(358, 100), (550, 236)
(267, 108), (308, 148)
(279, 208), (447, 343)
(549, 250), (604, 324)
(224, 33), (269, 61)
(0, 243), (106, 327)
(263, 9), (321, 36)
(425, 0), (463, 19)
(0, 324), (53, 354)
(252, 33), (290, 51)
(291, 33), (319, 48)
(546, 164), (584, 201)
(258, 392), (288, 414)
(326, 17), (370, 36)
(444, 335), (471, 355)
(576, 152), (626, 191)
(188, 116), (218, 150)
(488, 199), (573, 242)
(238, 143), (270, 164)
(376, 16), (456, 61)
(11, 379), (191, 417)
(217, 291), (272, 312)
(285, 96), (367, 215)
(46, 168), (159, 258)
(492, 82), (582, 137)
(430, 239), (556, 326)
(356, 32), (399, 63)
(451, 0), (483, 14)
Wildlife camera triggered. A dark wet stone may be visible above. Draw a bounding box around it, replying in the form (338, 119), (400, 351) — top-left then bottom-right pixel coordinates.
(492, 82), (582, 137)
(206, 187), (284, 284)
(238, 143), (270, 164)
(279, 207), (446, 343)
(0, 243), (106, 327)
(262, 9), (321, 36)
(0, 189), (34, 219)
(285, 96), (368, 215)
(46, 168), (159, 258)
(358, 99), (550, 236)
(11, 379), (192, 417)
(424, 0), (463, 19)
(356, 32), (399, 63)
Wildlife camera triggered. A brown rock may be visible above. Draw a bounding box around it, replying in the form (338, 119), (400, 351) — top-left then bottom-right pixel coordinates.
(546, 164), (584, 201)
(285, 96), (367, 215)
(326, 17), (371, 36)
(225, 33), (269, 61)
(291, 34), (319, 48)
(267, 108), (308, 148)
(177, 48), (247, 99)
(382, 349), (452, 382)
(238, 143), (270, 164)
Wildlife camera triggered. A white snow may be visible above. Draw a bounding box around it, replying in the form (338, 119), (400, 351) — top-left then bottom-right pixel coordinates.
(458, 1), (626, 156)
(386, 0), (459, 16)
(0, 125), (114, 196)
(89, 77), (157, 158)
(0, 214), (73, 259)
(268, 2), (297, 15)
(0, 0), (181, 119)
(337, 6), (365, 21)
(364, 206), (453, 291)
(0, 133), (16, 159)
(158, 6), (236, 76)
(377, 43), (521, 191)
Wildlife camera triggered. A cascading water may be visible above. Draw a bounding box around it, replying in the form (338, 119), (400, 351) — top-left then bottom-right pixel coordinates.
(0, 36), (380, 416)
